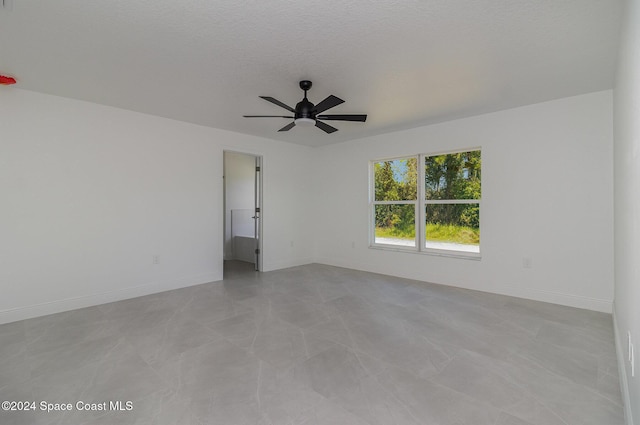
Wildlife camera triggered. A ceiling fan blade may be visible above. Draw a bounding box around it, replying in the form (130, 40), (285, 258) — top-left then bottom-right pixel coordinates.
(315, 120), (338, 134)
(317, 114), (367, 122)
(243, 115), (294, 118)
(278, 122), (296, 132)
(314, 95), (344, 114)
(259, 96), (295, 113)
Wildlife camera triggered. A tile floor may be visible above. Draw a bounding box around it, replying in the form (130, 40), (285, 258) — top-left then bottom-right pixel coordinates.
(0, 262), (624, 425)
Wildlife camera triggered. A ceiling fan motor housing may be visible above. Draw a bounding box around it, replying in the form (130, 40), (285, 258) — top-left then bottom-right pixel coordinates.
(296, 80), (315, 119)
(295, 98), (315, 119)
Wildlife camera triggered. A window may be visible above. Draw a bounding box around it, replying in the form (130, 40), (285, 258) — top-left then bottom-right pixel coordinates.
(370, 149), (481, 257)
(372, 157), (418, 247)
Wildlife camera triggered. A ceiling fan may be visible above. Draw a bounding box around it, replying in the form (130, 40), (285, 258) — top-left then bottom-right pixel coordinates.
(243, 80), (367, 134)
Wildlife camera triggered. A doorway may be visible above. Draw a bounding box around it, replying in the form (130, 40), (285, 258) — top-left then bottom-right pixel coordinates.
(223, 151), (262, 274)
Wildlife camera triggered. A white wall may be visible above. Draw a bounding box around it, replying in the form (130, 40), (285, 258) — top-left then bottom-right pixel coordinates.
(0, 89), (314, 324)
(224, 151), (256, 260)
(0, 87), (617, 325)
(614, 0), (640, 423)
(313, 91), (614, 313)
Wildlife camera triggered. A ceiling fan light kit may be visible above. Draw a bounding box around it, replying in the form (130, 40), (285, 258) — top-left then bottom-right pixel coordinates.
(244, 80), (367, 134)
(294, 117), (315, 127)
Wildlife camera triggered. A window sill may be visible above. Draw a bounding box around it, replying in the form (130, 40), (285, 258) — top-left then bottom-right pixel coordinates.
(369, 244), (481, 261)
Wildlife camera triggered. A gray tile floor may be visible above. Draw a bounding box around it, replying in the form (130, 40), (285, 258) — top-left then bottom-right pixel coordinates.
(0, 262), (624, 425)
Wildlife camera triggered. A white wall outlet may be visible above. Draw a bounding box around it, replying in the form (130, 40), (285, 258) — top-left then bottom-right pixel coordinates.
(153, 255), (159, 264)
(522, 257), (532, 268)
(351, 241), (355, 248)
(290, 241), (294, 248)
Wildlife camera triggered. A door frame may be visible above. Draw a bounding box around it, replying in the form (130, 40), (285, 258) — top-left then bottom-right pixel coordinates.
(222, 149), (263, 272)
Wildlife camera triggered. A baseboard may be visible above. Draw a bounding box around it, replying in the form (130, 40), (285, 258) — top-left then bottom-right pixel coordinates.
(513, 287), (613, 313)
(614, 307), (634, 425)
(0, 272), (221, 325)
(0, 257), (317, 324)
(262, 257), (314, 272)
(314, 256), (613, 313)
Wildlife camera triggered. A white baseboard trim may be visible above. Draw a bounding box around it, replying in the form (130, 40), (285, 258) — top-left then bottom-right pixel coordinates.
(513, 287), (613, 313)
(314, 257), (613, 313)
(614, 307), (634, 425)
(0, 272), (222, 325)
(262, 257), (314, 272)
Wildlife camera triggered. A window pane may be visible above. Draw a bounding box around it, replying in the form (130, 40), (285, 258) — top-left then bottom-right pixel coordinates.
(374, 204), (416, 247)
(425, 204), (479, 253)
(425, 151), (481, 200)
(374, 158), (418, 201)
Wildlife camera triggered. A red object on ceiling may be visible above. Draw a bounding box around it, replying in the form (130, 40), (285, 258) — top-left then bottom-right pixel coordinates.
(0, 75), (17, 85)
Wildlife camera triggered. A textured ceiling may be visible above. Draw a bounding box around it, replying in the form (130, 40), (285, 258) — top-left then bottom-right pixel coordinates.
(0, 0), (623, 147)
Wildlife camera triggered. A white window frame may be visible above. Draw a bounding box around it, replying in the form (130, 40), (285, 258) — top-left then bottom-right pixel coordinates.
(369, 148), (481, 259)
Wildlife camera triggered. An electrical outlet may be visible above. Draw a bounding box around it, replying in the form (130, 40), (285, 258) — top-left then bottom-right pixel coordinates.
(351, 241), (355, 248)
(522, 257), (532, 268)
(153, 255), (159, 264)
